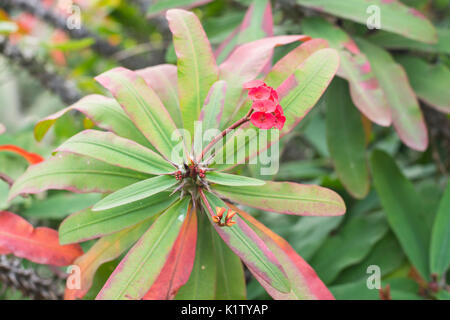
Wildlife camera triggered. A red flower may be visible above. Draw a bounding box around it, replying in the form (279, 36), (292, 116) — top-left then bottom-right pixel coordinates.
(250, 112), (276, 129)
(252, 100), (277, 113)
(244, 80), (286, 130)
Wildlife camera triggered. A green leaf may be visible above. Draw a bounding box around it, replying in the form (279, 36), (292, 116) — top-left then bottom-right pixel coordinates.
(275, 159), (329, 181)
(301, 18), (390, 126)
(22, 193), (101, 220)
(325, 78), (370, 199)
(212, 231), (246, 300)
(368, 28), (450, 55)
(334, 232), (405, 284)
(96, 198), (190, 300)
(202, 192), (291, 293)
(59, 192), (178, 244)
(175, 211), (217, 300)
(397, 56), (450, 114)
(356, 38), (428, 151)
(9, 153), (150, 201)
(47, 38), (95, 51)
(430, 181), (450, 278)
(370, 150), (431, 279)
(296, 0), (437, 43)
(206, 171), (265, 187)
(92, 175), (177, 211)
(213, 181), (345, 216)
(310, 211), (389, 284)
(56, 130), (174, 175)
(167, 9), (219, 137)
(34, 95), (150, 148)
(199, 80), (227, 133)
(95, 68), (180, 160)
(136, 64), (183, 128)
(146, 0), (212, 18)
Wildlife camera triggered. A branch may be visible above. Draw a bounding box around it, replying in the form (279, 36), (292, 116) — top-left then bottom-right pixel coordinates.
(0, 35), (82, 104)
(0, 255), (63, 300)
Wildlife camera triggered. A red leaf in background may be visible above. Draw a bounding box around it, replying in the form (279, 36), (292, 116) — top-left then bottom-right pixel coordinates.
(0, 211), (83, 266)
(142, 207), (198, 300)
(0, 145), (44, 164)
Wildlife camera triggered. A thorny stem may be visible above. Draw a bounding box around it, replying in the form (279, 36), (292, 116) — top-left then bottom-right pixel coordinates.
(198, 187), (214, 218)
(198, 109), (253, 162)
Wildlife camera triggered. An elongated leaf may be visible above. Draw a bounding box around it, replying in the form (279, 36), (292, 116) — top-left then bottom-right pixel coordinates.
(136, 64), (183, 127)
(59, 192), (177, 244)
(213, 181), (345, 216)
(430, 181), (450, 278)
(143, 206), (197, 300)
(214, 48), (339, 169)
(9, 153), (150, 201)
(92, 175), (177, 211)
(301, 18), (390, 126)
(264, 38), (328, 88)
(296, 0), (437, 43)
(219, 35), (311, 126)
(397, 56), (450, 114)
(325, 78), (370, 199)
(234, 204), (334, 299)
(310, 211), (388, 284)
(368, 28), (450, 55)
(167, 9), (219, 137)
(175, 211), (217, 300)
(201, 191), (290, 293)
(212, 230), (246, 300)
(34, 94), (150, 147)
(96, 198), (189, 300)
(64, 219), (153, 300)
(95, 67), (179, 160)
(199, 80), (227, 133)
(215, 0), (273, 63)
(370, 150), (430, 279)
(147, 0), (212, 18)
(0, 211), (82, 266)
(206, 171), (265, 187)
(0, 145), (43, 164)
(56, 130), (174, 175)
(356, 38), (428, 151)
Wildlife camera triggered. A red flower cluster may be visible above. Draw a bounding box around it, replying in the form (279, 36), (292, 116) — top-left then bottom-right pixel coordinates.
(243, 80), (286, 130)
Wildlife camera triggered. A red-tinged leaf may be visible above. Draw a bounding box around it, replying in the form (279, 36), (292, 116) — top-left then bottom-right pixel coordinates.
(34, 94), (150, 148)
(136, 64), (183, 127)
(0, 211), (82, 266)
(167, 9), (219, 137)
(65, 219), (153, 300)
(95, 67), (179, 160)
(143, 206), (197, 300)
(215, 0), (273, 64)
(264, 38), (329, 88)
(200, 190), (291, 293)
(219, 35), (311, 126)
(214, 48), (339, 170)
(232, 204), (334, 300)
(96, 198), (190, 300)
(213, 181), (345, 216)
(296, 0), (437, 44)
(9, 153), (150, 201)
(0, 145), (43, 164)
(356, 38), (428, 151)
(302, 18), (391, 126)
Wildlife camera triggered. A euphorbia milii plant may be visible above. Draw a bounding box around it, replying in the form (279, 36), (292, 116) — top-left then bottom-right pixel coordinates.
(8, 9), (345, 300)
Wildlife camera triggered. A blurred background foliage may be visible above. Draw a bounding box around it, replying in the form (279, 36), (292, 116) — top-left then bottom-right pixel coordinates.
(0, 0), (449, 300)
